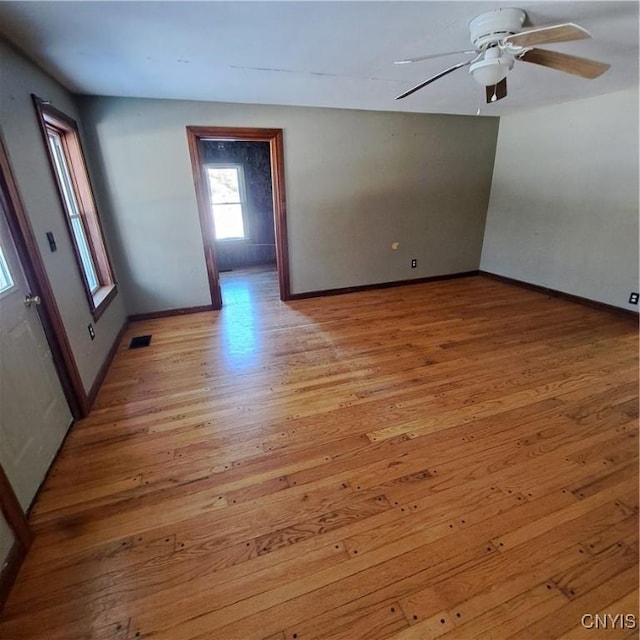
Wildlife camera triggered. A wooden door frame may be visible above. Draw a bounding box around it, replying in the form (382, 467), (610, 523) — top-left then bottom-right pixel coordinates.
(186, 126), (290, 308)
(0, 464), (31, 610)
(0, 135), (84, 418)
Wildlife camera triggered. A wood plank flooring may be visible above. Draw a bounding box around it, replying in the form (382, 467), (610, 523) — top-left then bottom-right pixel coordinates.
(1, 269), (638, 640)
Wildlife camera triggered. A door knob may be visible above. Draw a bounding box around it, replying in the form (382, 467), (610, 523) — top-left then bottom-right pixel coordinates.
(24, 294), (41, 307)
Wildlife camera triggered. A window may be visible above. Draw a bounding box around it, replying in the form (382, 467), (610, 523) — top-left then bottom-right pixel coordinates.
(0, 245), (14, 294)
(206, 165), (247, 240)
(33, 96), (116, 318)
(47, 129), (99, 293)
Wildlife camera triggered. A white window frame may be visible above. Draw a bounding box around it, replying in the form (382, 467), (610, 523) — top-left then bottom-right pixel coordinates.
(205, 164), (248, 241)
(46, 128), (100, 294)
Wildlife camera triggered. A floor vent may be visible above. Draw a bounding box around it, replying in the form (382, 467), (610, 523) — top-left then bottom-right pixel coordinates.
(129, 335), (152, 349)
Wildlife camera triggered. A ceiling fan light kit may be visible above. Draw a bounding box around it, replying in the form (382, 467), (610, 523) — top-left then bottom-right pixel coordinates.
(469, 47), (513, 86)
(394, 7), (610, 104)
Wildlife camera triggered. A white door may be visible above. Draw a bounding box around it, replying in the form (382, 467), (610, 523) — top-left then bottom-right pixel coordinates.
(0, 200), (72, 510)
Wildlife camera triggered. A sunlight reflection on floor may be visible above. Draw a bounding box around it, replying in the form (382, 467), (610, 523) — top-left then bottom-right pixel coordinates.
(218, 268), (270, 370)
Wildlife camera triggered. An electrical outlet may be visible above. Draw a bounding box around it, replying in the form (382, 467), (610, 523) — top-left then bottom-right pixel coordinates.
(629, 292), (639, 305)
(411, 259), (417, 268)
(88, 324), (95, 340)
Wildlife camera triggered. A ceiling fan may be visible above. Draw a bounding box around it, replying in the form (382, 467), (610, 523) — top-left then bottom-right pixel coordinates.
(394, 8), (610, 103)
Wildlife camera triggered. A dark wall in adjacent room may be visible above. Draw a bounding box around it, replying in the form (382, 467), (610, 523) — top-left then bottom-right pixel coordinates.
(201, 140), (275, 271)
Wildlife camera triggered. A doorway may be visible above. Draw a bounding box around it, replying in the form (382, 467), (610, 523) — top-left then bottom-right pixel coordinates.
(0, 197), (72, 509)
(0, 139), (75, 605)
(0, 137), (84, 419)
(186, 127), (290, 309)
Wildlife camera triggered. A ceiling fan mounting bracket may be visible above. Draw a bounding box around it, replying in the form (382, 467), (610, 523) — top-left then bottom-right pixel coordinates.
(469, 8), (526, 49)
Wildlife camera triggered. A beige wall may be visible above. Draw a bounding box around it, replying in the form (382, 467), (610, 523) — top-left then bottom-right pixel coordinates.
(481, 88), (639, 311)
(0, 40), (127, 392)
(78, 96), (499, 313)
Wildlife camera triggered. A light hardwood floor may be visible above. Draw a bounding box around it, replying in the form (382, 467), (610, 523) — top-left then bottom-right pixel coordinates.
(1, 270), (638, 640)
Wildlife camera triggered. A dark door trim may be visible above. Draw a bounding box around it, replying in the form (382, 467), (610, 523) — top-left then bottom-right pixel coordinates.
(0, 463), (31, 610)
(186, 126), (290, 308)
(0, 135), (85, 418)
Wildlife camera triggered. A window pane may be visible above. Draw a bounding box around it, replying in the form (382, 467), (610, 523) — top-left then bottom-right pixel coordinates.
(0, 245), (14, 294)
(70, 217), (99, 292)
(208, 168), (240, 204)
(213, 204), (245, 240)
(47, 129), (100, 293)
(48, 133), (82, 217)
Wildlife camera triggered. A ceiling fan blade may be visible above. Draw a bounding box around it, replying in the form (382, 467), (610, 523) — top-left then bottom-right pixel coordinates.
(520, 48), (610, 79)
(504, 23), (590, 48)
(394, 49), (477, 64)
(395, 59), (474, 100)
(485, 77), (507, 104)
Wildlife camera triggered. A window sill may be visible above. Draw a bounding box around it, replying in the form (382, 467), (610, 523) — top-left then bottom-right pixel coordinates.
(91, 284), (117, 321)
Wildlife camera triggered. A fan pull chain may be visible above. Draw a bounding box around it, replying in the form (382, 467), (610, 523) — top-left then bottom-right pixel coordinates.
(490, 85), (498, 102)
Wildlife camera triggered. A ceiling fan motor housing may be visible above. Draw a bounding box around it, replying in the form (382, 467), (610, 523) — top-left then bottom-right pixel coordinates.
(469, 8), (526, 49)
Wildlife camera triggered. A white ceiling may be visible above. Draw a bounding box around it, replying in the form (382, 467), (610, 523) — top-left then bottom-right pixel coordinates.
(0, 1), (638, 116)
